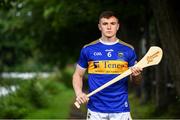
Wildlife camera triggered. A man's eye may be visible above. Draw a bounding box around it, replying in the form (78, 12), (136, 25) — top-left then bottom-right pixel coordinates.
(102, 23), (108, 25)
(111, 22), (116, 25)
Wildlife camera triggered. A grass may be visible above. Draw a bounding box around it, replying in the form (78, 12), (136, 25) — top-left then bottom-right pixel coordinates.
(129, 93), (155, 119)
(0, 77), (76, 119)
(129, 93), (180, 119)
(25, 88), (74, 119)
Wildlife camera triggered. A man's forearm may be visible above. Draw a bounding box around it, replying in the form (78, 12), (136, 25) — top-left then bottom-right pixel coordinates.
(131, 74), (142, 85)
(72, 74), (83, 96)
(72, 72), (89, 104)
(130, 66), (143, 85)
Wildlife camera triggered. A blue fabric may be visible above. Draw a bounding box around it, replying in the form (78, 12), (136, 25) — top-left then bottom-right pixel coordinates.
(77, 39), (137, 113)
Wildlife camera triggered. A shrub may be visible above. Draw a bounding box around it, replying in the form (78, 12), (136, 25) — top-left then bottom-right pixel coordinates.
(61, 65), (74, 88)
(0, 94), (32, 118)
(0, 78), (51, 118)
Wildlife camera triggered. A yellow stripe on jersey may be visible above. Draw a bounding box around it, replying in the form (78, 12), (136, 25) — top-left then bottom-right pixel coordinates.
(83, 39), (99, 48)
(118, 39), (134, 50)
(88, 60), (128, 74)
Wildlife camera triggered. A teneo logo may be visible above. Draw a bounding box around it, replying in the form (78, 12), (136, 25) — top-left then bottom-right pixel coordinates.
(93, 61), (127, 69)
(88, 60), (128, 74)
(93, 52), (102, 56)
(93, 61), (99, 68)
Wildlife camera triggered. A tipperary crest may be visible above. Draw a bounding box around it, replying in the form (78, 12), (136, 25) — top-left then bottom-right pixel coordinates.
(118, 52), (124, 58)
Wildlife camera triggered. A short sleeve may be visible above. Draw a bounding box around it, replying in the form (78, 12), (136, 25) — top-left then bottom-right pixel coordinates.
(77, 47), (88, 68)
(128, 49), (137, 67)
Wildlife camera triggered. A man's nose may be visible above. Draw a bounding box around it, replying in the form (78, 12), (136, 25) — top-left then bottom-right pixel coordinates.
(107, 24), (111, 29)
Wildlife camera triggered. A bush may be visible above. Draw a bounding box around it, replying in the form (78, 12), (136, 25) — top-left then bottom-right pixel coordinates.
(0, 94), (32, 118)
(17, 79), (51, 108)
(61, 65), (74, 88)
(0, 71), (71, 119)
(0, 78), (51, 118)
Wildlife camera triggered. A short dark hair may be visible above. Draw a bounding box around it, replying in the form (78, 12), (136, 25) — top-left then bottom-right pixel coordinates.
(99, 11), (119, 21)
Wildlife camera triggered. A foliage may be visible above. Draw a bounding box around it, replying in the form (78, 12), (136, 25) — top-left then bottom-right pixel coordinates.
(129, 93), (155, 118)
(0, 79), (45, 118)
(2, 0), (179, 119)
(60, 65), (75, 88)
(129, 92), (180, 119)
(0, 75), (72, 119)
(0, 0), (147, 70)
(0, 91), (32, 118)
(26, 88), (74, 119)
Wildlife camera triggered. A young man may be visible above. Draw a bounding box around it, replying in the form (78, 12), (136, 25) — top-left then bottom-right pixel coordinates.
(72, 11), (142, 120)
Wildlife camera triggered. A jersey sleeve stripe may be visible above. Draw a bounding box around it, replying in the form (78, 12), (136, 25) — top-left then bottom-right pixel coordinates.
(77, 64), (87, 70)
(118, 39), (134, 49)
(83, 39), (100, 48)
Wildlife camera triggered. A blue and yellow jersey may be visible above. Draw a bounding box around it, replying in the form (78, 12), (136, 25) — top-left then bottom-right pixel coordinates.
(77, 39), (137, 113)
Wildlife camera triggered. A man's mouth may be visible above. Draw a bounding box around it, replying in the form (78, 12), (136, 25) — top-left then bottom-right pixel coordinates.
(106, 31), (112, 33)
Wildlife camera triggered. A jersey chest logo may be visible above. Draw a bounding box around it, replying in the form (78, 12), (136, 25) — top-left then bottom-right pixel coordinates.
(88, 60), (128, 74)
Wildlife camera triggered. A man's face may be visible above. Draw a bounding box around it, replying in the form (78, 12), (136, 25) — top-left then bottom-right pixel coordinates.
(98, 16), (119, 38)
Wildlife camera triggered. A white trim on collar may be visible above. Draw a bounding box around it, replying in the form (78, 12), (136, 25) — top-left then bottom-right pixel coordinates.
(99, 39), (119, 45)
(76, 64), (87, 70)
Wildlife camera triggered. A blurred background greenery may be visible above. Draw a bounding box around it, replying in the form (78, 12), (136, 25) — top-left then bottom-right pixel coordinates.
(0, 0), (180, 119)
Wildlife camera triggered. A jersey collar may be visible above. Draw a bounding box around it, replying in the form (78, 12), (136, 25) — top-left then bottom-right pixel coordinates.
(99, 39), (119, 45)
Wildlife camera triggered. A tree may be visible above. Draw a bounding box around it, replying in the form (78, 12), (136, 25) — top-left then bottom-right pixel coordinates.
(0, 0), (147, 69)
(150, 0), (180, 97)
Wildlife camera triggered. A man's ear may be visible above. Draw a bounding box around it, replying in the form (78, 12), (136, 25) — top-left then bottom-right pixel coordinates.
(98, 24), (101, 31)
(117, 23), (120, 30)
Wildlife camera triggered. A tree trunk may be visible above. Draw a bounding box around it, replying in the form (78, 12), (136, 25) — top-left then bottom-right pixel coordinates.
(150, 0), (180, 96)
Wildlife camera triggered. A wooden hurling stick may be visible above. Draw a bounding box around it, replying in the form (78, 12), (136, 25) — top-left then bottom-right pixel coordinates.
(74, 46), (163, 109)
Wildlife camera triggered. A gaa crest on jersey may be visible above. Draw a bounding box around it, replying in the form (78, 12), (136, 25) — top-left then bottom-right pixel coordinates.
(93, 52), (102, 56)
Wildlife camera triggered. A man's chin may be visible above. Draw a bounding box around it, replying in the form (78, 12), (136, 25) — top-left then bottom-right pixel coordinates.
(106, 35), (114, 38)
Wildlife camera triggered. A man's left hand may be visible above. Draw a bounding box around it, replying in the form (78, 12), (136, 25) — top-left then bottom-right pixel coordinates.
(130, 66), (143, 76)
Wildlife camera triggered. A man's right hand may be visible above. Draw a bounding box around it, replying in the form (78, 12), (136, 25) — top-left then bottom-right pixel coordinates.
(76, 92), (89, 104)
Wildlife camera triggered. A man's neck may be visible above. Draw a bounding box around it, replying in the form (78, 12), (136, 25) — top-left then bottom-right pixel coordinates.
(100, 36), (118, 43)
(100, 36), (119, 45)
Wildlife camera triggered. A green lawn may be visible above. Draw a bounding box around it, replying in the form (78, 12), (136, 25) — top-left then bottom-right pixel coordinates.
(129, 93), (155, 119)
(26, 88), (74, 119)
